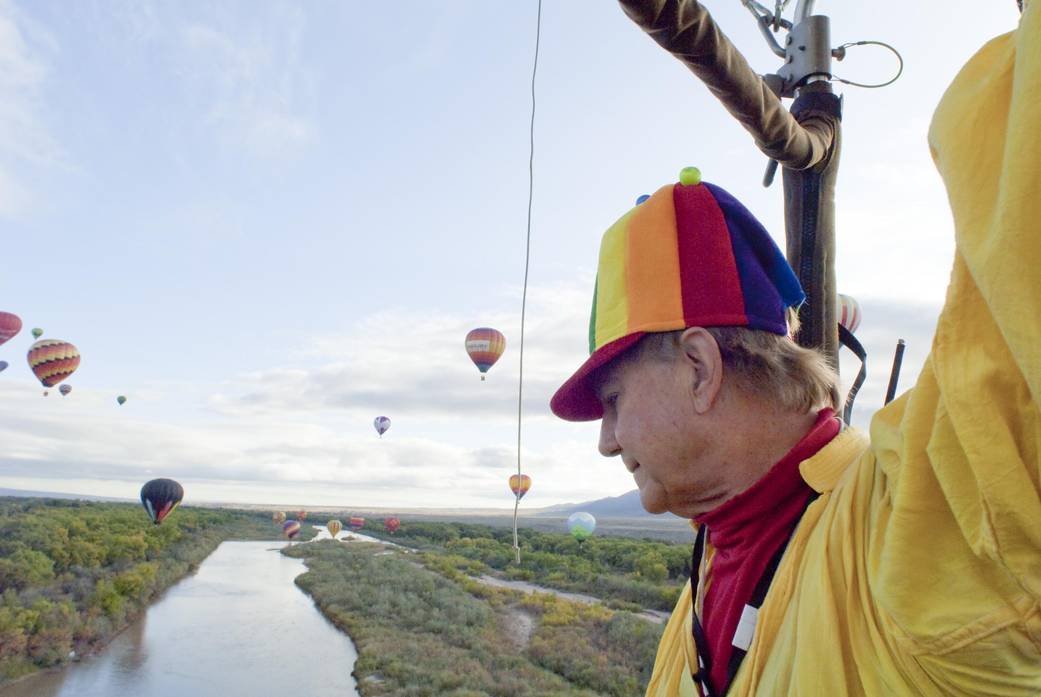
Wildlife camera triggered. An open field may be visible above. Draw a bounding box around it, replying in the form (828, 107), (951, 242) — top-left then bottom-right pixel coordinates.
(289, 539), (666, 696)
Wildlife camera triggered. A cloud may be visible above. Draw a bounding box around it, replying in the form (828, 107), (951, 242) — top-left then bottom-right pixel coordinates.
(209, 280), (594, 421)
(179, 7), (315, 157)
(0, 280), (948, 509)
(0, 0), (65, 216)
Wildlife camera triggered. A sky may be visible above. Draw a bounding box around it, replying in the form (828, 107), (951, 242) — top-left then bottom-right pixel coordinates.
(0, 1), (1024, 510)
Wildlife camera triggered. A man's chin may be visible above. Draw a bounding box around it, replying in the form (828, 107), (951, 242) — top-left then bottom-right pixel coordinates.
(637, 486), (670, 515)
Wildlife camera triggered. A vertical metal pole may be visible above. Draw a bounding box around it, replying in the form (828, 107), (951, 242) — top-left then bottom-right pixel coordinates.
(884, 339), (906, 404)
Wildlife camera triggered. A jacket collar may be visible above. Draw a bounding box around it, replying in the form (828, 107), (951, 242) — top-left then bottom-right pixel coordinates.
(798, 426), (870, 493)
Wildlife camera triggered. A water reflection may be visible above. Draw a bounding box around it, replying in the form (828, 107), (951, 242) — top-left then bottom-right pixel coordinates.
(113, 615), (148, 677)
(1, 541), (359, 697)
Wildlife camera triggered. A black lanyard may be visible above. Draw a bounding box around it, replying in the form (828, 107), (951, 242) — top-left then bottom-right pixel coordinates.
(690, 491), (819, 696)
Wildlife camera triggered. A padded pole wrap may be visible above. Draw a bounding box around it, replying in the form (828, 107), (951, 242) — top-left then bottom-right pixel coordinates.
(783, 87), (841, 370)
(618, 0), (832, 169)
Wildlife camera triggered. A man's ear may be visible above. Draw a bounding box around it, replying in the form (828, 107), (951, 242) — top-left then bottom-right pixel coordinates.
(678, 327), (724, 414)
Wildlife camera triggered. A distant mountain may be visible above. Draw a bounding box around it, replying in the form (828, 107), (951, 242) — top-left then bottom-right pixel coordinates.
(0, 488), (129, 502)
(536, 489), (681, 519)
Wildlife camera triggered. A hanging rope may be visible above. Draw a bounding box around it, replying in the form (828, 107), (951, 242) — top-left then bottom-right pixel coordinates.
(513, 0), (542, 565)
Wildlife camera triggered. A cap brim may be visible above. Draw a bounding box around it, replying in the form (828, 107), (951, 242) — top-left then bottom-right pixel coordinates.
(550, 333), (645, 422)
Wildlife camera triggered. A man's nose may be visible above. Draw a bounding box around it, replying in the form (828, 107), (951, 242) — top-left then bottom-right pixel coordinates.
(599, 415), (621, 457)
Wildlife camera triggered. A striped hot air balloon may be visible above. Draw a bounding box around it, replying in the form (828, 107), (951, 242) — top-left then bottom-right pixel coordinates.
(282, 520), (301, 539)
(27, 339), (80, 388)
(464, 328), (506, 380)
(0, 312), (22, 347)
(140, 478), (184, 525)
(509, 474), (531, 500)
(272, 511), (286, 525)
(59, 384), (72, 397)
(838, 294), (862, 334)
(349, 516), (365, 532)
(327, 519), (342, 538)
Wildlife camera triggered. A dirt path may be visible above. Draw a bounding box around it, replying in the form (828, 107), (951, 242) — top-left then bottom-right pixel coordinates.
(475, 574), (671, 625)
(502, 608), (536, 650)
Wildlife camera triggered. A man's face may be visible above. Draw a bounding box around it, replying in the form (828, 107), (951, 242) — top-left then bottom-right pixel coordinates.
(594, 343), (726, 518)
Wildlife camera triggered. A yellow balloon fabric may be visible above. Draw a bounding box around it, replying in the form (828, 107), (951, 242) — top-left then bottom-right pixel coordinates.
(646, 8), (1041, 696)
(327, 520), (342, 538)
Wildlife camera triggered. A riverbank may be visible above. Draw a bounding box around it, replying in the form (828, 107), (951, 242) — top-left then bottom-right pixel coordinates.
(0, 498), (292, 686)
(1, 541), (359, 697)
(287, 539), (664, 696)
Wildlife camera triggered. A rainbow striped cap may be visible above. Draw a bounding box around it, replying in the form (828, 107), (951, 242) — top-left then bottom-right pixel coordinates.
(550, 168), (805, 421)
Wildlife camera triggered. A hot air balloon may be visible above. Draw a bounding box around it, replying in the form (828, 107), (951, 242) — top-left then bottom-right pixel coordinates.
(384, 517), (400, 534)
(373, 416), (391, 438)
(509, 474), (531, 500)
(0, 361), (8, 373)
(27, 339), (79, 388)
(117, 395), (127, 406)
(140, 478), (184, 525)
(31, 328), (43, 340)
(838, 294), (861, 334)
(567, 512), (596, 542)
(464, 328), (506, 380)
(297, 511), (308, 522)
(282, 520), (301, 539)
(59, 384), (72, 397)
(272, 511), (286, 525)
(327, 519), (342, 538)
(349, 516), (365, 532)
(0, 312), (22, 347)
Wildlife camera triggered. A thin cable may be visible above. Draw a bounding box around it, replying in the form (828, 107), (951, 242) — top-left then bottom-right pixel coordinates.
(513, 0), (541, 565)
(833, 40), (904, 89)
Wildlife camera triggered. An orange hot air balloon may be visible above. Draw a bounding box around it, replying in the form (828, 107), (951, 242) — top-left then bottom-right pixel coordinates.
(27, 339), (80, 388)
(384, 517), (400, 534)
(326, 519), (343, 538)
(465, 328), (506, 380)
(509, 474), (531, 500)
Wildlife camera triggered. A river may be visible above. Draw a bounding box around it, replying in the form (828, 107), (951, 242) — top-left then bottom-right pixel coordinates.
(1, 540), (360, 697)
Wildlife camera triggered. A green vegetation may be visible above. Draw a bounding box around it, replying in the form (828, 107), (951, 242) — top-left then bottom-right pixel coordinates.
(361, 520), (690, 611)
(288, 540), (664, 696)
(0, 497), (290, 684)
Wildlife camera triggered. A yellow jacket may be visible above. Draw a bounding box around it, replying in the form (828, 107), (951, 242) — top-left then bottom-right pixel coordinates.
(646, 8), (1041, 696)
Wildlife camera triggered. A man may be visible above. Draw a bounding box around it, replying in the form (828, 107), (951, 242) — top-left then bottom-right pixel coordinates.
(550, 5), (1040, 696)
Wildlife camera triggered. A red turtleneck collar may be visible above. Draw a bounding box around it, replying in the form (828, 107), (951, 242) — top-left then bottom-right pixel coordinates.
(693, 408), (840, 695)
